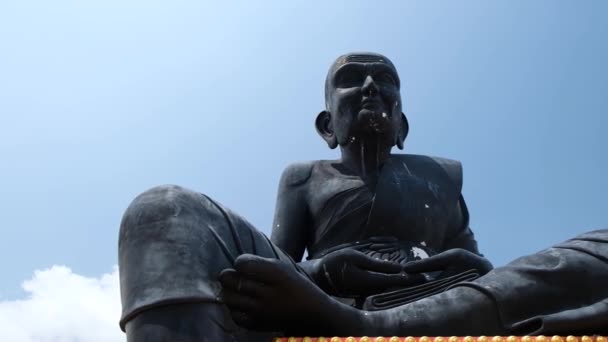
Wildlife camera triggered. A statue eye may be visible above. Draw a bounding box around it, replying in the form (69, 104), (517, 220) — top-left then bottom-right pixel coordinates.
(335, 71), (362, 88)
(377, 73), (397, 86)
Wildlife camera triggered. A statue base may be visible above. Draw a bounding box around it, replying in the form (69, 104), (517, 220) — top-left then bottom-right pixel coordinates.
(274, 336), (608, 342)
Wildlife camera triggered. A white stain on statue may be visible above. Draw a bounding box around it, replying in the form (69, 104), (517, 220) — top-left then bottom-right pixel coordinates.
(412, 246), (430, 260)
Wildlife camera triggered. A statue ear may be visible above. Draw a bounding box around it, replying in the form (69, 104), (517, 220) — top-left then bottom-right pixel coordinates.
(315, 110), (338, 149)
(396, 112), (409, 150)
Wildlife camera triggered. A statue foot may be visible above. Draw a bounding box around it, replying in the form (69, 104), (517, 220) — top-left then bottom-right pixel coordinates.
(219, 254), (366, 336)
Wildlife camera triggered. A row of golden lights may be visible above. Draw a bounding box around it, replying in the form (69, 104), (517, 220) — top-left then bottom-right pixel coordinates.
(276, 336), (607, 342)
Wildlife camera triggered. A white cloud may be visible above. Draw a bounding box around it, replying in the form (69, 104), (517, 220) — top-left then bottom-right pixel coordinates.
(0, 265), (124, 342)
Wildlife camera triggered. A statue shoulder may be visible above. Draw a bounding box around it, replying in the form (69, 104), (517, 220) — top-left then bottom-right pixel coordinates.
(397, 154), (464, 192)
(279, 161), (317, 187)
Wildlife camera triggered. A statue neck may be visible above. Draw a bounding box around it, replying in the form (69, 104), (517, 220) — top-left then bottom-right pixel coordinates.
(340, 138), (392, 180)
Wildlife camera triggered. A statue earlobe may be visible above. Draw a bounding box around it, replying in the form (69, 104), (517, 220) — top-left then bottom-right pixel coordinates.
(315, 110), (338, 149)
(396, 112), (409, 150)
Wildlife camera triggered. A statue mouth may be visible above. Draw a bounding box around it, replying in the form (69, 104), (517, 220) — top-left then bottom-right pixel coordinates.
(357, 110), (391, 133)
(358, 108), (391, 121)
(361, 98), (383, 110)
(360, 98), (391, 120)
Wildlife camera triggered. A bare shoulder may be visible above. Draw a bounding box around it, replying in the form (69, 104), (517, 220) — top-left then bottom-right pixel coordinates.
(279, 160), (319, 187)
(279, 159), (342, 189)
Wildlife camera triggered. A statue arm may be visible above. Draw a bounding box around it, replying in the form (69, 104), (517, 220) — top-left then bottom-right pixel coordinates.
(270, 162), (313, 261)
(443, 195), (482, 255)
(429, 157), (482, 255)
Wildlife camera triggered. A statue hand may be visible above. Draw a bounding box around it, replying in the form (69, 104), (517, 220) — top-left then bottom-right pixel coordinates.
(401, 248), (493, 277)
(312, 249), (425, 297)
(218, 254), (348, 334)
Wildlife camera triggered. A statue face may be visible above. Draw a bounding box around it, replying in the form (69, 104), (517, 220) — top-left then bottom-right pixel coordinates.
(325, 53), (403, 147)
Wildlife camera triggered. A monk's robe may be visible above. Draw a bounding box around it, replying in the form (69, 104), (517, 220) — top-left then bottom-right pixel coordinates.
(308, 155), (479, 263)
(307, 155), (483, 308)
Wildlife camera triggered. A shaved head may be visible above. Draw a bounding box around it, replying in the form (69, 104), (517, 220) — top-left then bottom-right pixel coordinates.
(317, 52), (407, 150)
(325, 52), (399, 108)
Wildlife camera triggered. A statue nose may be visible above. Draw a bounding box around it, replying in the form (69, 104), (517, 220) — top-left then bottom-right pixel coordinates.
(362, 75), (379, 96)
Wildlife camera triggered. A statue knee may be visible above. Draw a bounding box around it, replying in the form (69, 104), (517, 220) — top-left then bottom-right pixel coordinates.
(118, 184), (220, 262)
(121, 185), (200, 229)
(118, 185), (232, 333)
(117, 185), (280, 338)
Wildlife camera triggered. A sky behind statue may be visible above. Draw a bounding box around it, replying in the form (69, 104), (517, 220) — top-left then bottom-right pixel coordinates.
(0, 1), (607, 341)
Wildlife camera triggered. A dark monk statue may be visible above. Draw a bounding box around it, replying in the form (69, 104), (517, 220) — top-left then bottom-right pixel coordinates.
(118, 53), (608, 341)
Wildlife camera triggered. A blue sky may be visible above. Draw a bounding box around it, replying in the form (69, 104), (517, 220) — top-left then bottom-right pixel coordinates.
(0, 1), (607, 327)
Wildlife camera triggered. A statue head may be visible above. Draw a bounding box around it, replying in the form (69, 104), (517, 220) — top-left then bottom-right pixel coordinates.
(316, 52), (409, 150)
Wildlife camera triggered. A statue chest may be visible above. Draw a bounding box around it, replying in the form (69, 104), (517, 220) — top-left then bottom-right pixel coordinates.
(307, 161), (460, 254)
(364, 171), (458, 248)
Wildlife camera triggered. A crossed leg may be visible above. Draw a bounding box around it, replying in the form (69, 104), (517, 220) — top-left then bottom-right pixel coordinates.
(118, 185), (298, 341)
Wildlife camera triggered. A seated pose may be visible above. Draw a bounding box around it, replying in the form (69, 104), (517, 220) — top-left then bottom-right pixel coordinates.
(118, 53), (608, 341)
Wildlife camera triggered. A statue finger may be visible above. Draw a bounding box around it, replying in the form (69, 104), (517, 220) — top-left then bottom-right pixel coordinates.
(219, 269), (271, 298)
(368, 242), (398, 252)
(234, 254), (284, 282)
(220, 288), (261, 312)
(400, 273), (427, 286)
(231, 310), (280, 332)
(370, 272), (426, 289)
(401, 253), (449, 272)
(351, 271), (411, 292)
(353, 253), (402, 273)
(219, 268), (238, 284)
(350, 242), (372, 251)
